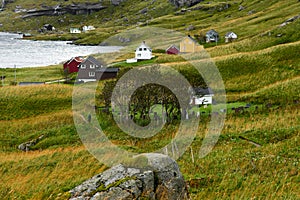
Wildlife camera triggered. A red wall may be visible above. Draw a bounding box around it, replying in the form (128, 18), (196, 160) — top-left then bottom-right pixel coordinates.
(63, 59), (81, 73)
(166, 47), (179, 55)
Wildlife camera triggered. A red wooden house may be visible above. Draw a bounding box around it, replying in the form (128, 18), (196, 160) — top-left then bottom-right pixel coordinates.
(166, 45), (180, 55)
(63, 56), (84, 73)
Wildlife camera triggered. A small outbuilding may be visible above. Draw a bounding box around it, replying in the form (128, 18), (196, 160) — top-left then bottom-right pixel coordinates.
(225, 31), (238, 43)
(190, 87), (214, 105)
(70, 28), (81, 34)
(206, 29), (219, 43)
(166, 45), (180, 55)
(40, 24), (55, 32)
(82, 25), (95, 32)
(19, 82), (45, 86)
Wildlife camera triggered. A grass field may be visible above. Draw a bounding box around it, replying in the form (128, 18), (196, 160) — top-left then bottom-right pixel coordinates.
(0, 0), (299, 199)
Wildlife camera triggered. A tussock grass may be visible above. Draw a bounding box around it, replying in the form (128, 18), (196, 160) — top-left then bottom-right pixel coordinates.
(0, 84), (73, 120)
(0, 0), (299, 199)
(0, 147), (106, 200)
(0, 64), (63, 83)
(0, 110), (75, 151)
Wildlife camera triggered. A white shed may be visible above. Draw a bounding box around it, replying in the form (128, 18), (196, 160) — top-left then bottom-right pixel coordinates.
(225, 31), (238, 43)
(82, 25), (95, 32)
(190, 87), (214, 105)
(135, 41), (153, 60)
(70, 28), (81, 34)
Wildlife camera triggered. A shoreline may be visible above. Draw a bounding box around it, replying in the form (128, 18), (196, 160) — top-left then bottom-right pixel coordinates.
(0, 32), (122, 68)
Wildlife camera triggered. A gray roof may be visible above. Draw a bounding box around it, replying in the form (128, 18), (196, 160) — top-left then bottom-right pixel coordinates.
(206, 29), (219, 36)
(193, 87), (214, 95)
(96, 68), (119, 73)
(82, 56), (103, 66)
(225, 31), (237, 37)
(19, 82), (45, 86)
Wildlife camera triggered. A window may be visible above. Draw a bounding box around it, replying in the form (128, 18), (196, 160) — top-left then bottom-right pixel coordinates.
(144, 48), (147, 51)
(90, 65), (95, 69)
(137, 53), (141, 57)
(81, 64), (86, 69)
(89, 72), (95, 77)
(139, 48), (142, 51)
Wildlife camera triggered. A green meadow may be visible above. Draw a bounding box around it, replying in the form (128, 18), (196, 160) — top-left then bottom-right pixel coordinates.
(0, 0), (299, 199)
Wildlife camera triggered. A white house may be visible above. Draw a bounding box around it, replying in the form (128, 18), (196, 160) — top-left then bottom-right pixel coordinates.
(190, 87), (214, 105)
(225, 31), (238, 43)
(70, 28), (81, 34)
(126, 41), (154, 63)
(135, 41), (153, 60)
(82, 25), (95, 32)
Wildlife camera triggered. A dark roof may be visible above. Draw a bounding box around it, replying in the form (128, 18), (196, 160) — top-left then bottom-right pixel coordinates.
(96, 68), (119, 73)
(225, 31), (237, 37)
(82, 56), (103, 66)
(187, 35), (198, 44)
(206, 29), (219, 35)
(193, 87), (214, 95)
(65, 56), (84, 65)
(19, 82), (45, 86)
(166, 44), (180, 51)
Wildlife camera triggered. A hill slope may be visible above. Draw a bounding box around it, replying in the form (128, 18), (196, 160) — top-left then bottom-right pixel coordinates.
(0, 0), (299, 199)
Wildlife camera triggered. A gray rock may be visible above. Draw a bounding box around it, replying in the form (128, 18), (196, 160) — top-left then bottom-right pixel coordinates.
(186, 24), (195, 31)
(238, 5), (245, 11)
(18, 135), (44, 151)
(280, 15), (300, 26)
(139, 7), (148, 15)
(69, 153), (189, 200)
(118, 36), (131, 43)
(248, 10), (255, 15)
(111, 0), (126, 6)
(22, 3), (106, 18)
(169, 0), (204, 8)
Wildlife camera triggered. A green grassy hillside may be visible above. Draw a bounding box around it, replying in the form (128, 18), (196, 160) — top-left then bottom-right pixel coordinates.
(0, 0), (299, 199)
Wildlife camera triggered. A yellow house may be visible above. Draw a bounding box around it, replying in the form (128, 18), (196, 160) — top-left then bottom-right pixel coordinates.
(180, 36), (203, 53)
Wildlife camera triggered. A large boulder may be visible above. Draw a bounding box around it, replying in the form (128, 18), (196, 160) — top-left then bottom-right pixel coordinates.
(18, 135), (44, 151)
(111, 0), (126, 6)
(169, 0), (204, 8)
(69, 153), (189, 200)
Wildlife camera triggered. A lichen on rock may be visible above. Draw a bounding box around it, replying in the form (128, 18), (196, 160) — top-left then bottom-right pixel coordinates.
(69, 153), (190, 200)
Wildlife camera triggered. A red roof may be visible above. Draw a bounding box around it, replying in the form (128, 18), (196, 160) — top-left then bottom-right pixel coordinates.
(64, 56), (84, 73)
(166, 45), (180, 54)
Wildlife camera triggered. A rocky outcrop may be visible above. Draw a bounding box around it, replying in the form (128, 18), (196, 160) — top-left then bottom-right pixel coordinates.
(238, 5), (245, 11)
(69, 153), (189, 200)
(279, 15), (300, 27)
(169, 0), (204, 8)
(186, 24), (195, 31)
(111, 0), (126, 6)
(18, 135), (44, 152)
(175, 2), (231, 15)
(1, 0), (14, 10)
(22, 3), (107, 18)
